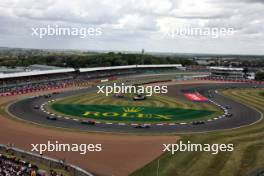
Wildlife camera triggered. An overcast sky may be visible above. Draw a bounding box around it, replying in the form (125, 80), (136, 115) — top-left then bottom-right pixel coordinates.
(0, 0), (263, 55)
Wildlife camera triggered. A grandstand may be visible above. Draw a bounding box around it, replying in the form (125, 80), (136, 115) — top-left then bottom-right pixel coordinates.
(209, 66), (245, 80)
(0, 64), (185, 96)
(0, 154), (65, 176)
(0, 154), (40, 176)
(0, 69), (76, 96)
(78, 64), (184, 76)
(0, 144), (93, 176)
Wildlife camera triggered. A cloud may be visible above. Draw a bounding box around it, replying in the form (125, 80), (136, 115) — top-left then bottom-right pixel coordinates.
(0, 0), (263, 54)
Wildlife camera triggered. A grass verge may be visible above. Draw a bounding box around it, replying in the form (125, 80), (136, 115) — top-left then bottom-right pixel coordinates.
(130, 88), (264, 176)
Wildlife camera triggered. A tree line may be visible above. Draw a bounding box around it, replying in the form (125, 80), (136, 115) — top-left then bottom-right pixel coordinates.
(0, 52), (196, 68)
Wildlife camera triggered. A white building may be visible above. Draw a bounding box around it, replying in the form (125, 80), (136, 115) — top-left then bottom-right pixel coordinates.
(209, 67), (245, 80)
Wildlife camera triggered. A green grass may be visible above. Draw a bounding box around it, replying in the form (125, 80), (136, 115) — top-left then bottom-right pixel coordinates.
(48, 92), (222, 123)
(51, 104), (215, 123)
(130, 88), (264, 176)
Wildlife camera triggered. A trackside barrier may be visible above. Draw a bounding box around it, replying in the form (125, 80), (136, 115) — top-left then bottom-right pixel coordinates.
(0, 144), (94, 176)
(0, 79), (115, 97)
(109, 76), (117, 81)
(195, 77), (264, 84)
(0, 84), (71, 97)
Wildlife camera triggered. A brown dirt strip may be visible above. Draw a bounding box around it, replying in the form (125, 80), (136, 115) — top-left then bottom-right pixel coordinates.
(0, 88), (177, 176)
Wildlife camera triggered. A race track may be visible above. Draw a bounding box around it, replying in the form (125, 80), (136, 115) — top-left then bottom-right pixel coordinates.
(8, 82), (264, 134)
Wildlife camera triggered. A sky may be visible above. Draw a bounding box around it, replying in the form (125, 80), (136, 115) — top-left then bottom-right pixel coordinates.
(0, 0), (263, 55)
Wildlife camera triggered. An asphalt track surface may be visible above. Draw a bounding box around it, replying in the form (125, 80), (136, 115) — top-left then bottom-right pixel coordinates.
(8, 83), (264, 134)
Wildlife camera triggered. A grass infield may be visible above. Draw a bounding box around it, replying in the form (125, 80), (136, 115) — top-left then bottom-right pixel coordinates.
(131, 88), (264, 176)
(48, 92), (221, 123)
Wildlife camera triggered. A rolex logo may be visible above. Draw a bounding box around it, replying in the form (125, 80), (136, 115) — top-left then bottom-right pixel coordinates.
(122, 107), (143, 113)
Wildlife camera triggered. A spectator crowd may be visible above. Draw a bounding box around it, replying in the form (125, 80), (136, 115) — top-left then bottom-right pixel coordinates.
(0, 153), (64, 176)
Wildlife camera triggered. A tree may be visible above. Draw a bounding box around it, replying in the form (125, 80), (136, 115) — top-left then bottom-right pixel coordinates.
(243, 67), (249, 79)
(255, 71), (264, 80)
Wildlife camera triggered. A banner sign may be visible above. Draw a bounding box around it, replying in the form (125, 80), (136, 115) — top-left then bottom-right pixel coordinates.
(184, 93), (208, 102)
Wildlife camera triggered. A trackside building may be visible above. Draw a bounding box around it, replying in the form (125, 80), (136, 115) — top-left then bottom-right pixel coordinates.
(209, 67), (244, 80)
